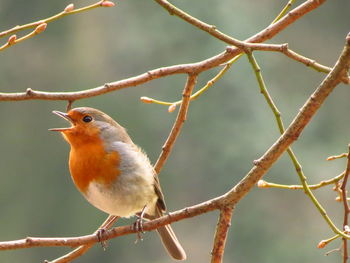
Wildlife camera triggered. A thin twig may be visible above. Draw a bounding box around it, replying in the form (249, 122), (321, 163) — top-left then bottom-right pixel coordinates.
(211, 206), (234, 263)
(0, 23), (47, 52)
(318, 234), (341, 249)
(271, 0), (296, 25)
(328, 153), (348, 161)
(0, 1), (115, 39)
(154, 74), (197, 174)
(257, 172), (345, 190)
(341, 145), (350, 263)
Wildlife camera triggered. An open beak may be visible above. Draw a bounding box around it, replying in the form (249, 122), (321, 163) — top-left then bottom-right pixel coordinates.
(49, 111), (73, 132)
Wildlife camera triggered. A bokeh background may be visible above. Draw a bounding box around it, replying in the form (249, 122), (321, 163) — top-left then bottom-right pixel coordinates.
(0, 0), (350, 262)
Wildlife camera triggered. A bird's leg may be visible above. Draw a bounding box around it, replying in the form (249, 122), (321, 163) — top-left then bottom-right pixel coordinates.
(133, 205), (147, 243)
(96, 215), (119, 250)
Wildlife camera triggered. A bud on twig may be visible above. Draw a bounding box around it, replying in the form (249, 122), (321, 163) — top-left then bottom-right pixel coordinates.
(168, 104), (177, 113)
(64, 4), (74, 12)
(344, 225), (350, 233)
(257, 180), (268, 188)
(317, 240), (326, 249)
(140, 97), (153, 104)
(8, 35), (17, 45)
(101, 1), (115, 7)
(35, 23), (47, 34)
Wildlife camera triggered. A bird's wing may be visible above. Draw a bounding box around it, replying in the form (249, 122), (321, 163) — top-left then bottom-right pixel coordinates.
(153, 172), (167, 213)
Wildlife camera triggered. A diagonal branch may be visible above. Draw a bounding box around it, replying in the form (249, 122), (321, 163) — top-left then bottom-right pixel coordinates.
(154, 74), (197, 174)
(220, 33), (350, 239)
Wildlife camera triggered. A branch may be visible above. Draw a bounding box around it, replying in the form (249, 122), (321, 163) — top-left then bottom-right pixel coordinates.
(341, 145), (350, 262)
(282, 47), (350, 83)
(0, 197), (221, 250)
(257, 172), (345, 190)
(211, 206), (234, 263)
(154, 74), (197, 174)
(47, 216), (119, 263)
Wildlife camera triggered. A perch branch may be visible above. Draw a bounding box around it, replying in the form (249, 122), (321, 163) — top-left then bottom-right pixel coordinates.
(48, 215), (119, 263)
(0, 197), (222, 250)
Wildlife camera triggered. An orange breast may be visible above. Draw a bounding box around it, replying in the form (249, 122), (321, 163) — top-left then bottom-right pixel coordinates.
(69, 139), (121, 194)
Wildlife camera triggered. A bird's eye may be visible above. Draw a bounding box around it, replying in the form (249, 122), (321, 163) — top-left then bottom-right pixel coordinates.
(82, 115), (93, 123)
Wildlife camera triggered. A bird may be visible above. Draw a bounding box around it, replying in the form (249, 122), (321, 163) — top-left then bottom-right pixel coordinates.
(50, 107), (186, 260)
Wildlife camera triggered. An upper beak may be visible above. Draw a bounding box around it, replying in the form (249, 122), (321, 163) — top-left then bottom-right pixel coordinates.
(49, 111), (73, 132)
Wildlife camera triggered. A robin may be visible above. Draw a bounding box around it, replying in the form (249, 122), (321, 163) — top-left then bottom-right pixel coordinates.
(50, 107), (186, 260)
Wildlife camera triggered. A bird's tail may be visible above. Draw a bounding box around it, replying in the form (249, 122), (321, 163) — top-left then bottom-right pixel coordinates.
(155, 209), (187, 260)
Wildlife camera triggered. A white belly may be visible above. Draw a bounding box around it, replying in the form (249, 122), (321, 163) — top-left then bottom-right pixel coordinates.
(85, 176), (157, 217)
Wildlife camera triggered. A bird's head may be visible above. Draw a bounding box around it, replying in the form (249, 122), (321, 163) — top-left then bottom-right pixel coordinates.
(50, 107), (131, 148)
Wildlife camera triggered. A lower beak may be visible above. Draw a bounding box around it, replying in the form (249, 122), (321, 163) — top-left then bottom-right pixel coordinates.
(49, 111), (73, 132)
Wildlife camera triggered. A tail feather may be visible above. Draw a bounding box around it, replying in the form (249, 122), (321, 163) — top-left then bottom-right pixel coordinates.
(156, 224), (187, 260)
(154, 209), (186, 260)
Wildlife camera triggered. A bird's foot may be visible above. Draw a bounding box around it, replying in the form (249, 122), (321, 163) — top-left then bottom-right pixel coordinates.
(96, 228), (108, 250)
(133, 205), (147, 243)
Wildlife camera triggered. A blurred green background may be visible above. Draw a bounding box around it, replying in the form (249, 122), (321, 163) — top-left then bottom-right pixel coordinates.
(0, 0), (350, 262)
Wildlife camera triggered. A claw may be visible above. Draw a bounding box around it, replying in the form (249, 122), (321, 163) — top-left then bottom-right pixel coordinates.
(133, 205), (147, 243)
(96, 228), (108, 250)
